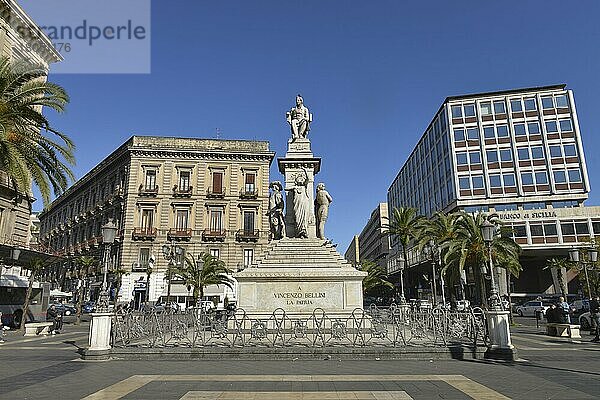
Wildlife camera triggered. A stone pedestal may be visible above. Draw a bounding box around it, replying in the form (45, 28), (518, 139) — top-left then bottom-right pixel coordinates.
(278, 138), (321, 239)
(86, 312), (113, 360)
(234, 238), (367, 318)
(484, 309), (516, 361)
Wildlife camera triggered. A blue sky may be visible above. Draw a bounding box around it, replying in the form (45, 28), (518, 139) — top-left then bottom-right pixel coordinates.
(33, 0), (600, 253)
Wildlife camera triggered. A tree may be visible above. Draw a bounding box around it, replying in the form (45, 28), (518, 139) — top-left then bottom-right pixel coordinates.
(0, 56), (75, 205)
(112, 265), (128, 305)
(74, 256), (97, 325)
(383, 207), (426, 301)
(442, 212), (521, 307)
(19, 258), (46, 331)
(544, 257), (570, 296)
(172, 253), (234, 307)
(360, 260), (394, 296)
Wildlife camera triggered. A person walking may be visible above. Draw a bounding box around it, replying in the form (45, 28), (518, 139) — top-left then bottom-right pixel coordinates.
(590, 295), (600, 342)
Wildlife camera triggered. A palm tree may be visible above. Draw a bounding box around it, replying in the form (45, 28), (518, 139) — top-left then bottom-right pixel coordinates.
(545, 257), (570, 296)
(384, 207), (426, 301)
(0, 56), (75, 205)
(19, 258), (46, 332)
(416, 211), (459, 302)
(111, 265), (128, 305)
(442, 212), (521, 307)
(360, 260), (394, 296)
(74, 256), (97, 325)
(172, 253), (234, 307)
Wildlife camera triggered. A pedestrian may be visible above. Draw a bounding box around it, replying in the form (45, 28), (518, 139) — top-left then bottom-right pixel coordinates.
(558, 296), (571, 324)
(546, 304), (558, 323)
(590, 295), (600, 342)
(0, 311), (5, 343)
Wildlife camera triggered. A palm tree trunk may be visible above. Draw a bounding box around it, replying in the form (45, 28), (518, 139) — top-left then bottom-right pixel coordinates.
(75, 278), (85, 325)
(193, 287), (200, 307)
(114, 278), (122, 305)
(401, 246), (408, 301)
(20, 272), (36, 332)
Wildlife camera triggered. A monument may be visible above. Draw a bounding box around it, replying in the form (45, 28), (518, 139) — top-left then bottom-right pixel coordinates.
(234, 95), (367, 317)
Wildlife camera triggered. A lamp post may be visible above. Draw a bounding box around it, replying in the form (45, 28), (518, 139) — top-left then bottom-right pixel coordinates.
(481, 219), (501, 310)
(568, 247), (597, 298)
(97, 219), (117, 312)
(427, 240), (439, 307)
(0, 247), (21, 281)
(480, 218), (516, 361)
(162, 240), (184, 306)
(87, 218), (118, 360)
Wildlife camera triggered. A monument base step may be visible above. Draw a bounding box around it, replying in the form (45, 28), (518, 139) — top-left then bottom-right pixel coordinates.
(107, 345), (487, 361)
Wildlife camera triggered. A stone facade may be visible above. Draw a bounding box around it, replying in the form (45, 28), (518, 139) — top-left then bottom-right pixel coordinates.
(345, 203), (390, 270)
(39, 136), (275, 304)
(0, 0), (62, 248)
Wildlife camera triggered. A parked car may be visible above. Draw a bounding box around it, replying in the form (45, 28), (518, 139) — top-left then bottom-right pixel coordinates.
(570, 299), (590, 314)
(83, 301), (96, 313)
(515, 300), (551, 317)
(153, 301), (180, 313)
(51, 303), (77, 316)
(579, 312), (595, 330)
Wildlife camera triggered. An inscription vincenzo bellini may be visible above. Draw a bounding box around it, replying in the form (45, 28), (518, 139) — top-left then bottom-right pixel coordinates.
(273, 287), (326, 305)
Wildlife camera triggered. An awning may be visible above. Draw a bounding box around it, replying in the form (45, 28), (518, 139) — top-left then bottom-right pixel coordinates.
(50, 289), (72, 298)
(160, 283), (231, 297)
(0, 274), (40, 289)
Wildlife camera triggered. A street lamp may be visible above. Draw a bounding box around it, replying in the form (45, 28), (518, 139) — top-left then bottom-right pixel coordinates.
(97, 218), (118, 312)
(427, 240), (440, 307)
(162, 241), (184, 306)
(481, 219), (501, 310)
(568, 247), (597, 298)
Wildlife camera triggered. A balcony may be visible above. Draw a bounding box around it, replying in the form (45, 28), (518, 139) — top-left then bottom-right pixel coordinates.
(235, 229), (260, 242)
(138, 184), (159, 197)
(172, 185), (193, 198)
(206, 187), (225, 199)
(239, 189), (258, 200)
(87, 237), (99, 248)
(202, 229), (226, 241)
(167, 228), (192, 241)
(132, 227), (157, 240)
(132, 262), (149, 272)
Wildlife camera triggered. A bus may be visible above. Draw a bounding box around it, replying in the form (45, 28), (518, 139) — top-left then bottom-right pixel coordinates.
(0, 273), (50, 328)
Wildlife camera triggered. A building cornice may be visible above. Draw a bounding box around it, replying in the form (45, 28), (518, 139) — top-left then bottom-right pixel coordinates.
(130, 148), (275, 162)
(0, 0), (62, 63)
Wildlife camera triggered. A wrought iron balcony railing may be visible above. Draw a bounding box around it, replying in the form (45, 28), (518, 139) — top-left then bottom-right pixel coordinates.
(132, 227), (158, 240)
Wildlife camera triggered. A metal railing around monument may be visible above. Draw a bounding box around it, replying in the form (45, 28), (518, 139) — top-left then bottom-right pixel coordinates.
(111, 304), (488, 349)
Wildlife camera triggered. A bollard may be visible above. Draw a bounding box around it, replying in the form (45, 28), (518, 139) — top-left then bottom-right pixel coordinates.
(85, 311), (113, 360)
(484, 309), (517, 361)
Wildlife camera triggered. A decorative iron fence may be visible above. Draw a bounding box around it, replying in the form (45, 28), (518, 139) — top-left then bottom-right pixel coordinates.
(111, 304), (488, 349)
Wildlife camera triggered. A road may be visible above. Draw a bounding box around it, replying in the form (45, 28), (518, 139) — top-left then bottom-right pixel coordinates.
(0, 316), (599, 399)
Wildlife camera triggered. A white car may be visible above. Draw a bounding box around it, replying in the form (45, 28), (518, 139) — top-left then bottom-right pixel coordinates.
(515, 300), (550, 317)
(579, 312), (597, 330)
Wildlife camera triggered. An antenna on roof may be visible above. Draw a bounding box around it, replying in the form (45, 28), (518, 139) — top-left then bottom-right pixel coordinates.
(215, 128), (222, 139)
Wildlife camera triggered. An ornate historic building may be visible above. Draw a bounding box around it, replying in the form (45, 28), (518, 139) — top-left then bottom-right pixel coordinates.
(0, 0), (62, 248)
(38, 136), (275, 305)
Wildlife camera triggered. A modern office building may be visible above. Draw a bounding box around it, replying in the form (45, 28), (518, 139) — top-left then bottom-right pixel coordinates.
(38, 136), (275, 306)
(344, 235), (360, 267)
(344, 203), (390, 271)
(387, 85), (599, 297)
